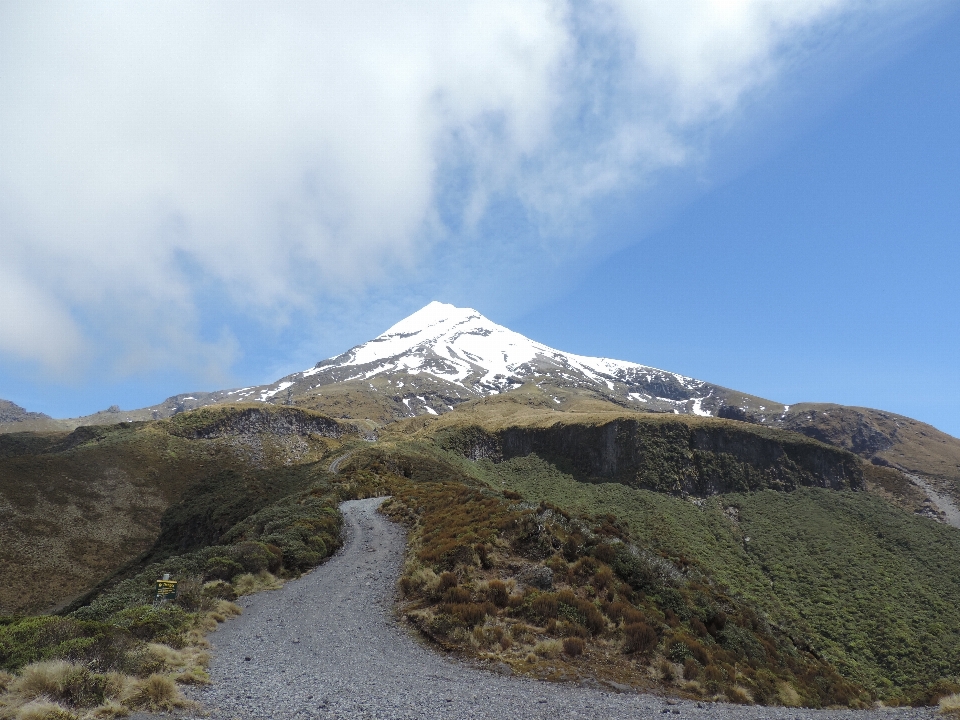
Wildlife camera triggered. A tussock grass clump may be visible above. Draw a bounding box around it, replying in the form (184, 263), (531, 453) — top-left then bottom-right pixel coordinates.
(623, 622), (658, 654)
(11, 699), (79, 720)
(125, 673), (186, 711)
(940, 693), (960, 717)
(725, 685), (753, 704)
(446, 602), (494, 627)
(233, 571), (282, 596)
(8, 660), (108, 707)
(562, 637), (585, 657)
(487, 580), (509, 608)
(442, 586), (472, 604)
(534, 640), (562, 659)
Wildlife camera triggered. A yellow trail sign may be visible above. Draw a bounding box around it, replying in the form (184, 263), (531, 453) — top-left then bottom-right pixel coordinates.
(155, 579), (178, 601)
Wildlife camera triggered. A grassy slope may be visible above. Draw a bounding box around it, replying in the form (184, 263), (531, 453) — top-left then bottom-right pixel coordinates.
(469, 452), (960, 700)
(0, 406), (349, 615)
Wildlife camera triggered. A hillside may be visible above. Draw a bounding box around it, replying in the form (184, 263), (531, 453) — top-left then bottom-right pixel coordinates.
(3, 303), (960, 710)
(774, 404), (960, 506)
(362, 404), (960, 701)
(2, 397), (960, 707)
(4, 302), (957, 528)
(0, 406), (353, 615)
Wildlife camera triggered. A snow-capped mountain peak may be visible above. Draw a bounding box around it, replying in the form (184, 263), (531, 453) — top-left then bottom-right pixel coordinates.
(132, 302), (783, 422)
(247, 301), (730, 416)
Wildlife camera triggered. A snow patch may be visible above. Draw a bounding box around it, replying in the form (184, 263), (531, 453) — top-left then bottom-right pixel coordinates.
(691, 398), (711, 417)
(258, 381), (294, 401)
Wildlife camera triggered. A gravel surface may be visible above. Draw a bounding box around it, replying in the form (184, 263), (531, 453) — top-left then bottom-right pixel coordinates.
(176, 497), (935, 720)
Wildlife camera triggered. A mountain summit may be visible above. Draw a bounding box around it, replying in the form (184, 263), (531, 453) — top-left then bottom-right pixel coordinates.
(207, 301), (775, 419)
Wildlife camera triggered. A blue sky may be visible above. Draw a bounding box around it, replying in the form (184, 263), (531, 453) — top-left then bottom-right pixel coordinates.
(1, 2), (958, 437)
(519, 6), (960, 435)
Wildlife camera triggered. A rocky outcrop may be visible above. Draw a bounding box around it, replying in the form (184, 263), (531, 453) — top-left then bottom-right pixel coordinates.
(446, 417), (864, 496)
(779, 405), (895, 458)
(0, 399), (50, 423)
(173, 407), (345, 440)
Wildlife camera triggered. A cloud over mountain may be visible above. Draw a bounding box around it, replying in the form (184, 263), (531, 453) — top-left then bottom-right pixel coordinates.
(0, 0), (927, 377)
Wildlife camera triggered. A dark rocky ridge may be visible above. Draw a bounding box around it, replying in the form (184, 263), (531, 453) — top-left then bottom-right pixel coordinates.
(0, 398), (50, 423)
(443, 416), (864, 496)
(169, 406), (346, 440)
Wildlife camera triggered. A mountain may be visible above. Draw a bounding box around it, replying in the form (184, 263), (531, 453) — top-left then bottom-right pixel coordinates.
(5, 305), (960, 708)
(201, 301), (782, 420)
(2, 301), (958, 516)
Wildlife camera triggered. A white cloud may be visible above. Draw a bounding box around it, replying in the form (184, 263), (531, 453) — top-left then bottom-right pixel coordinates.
(0, 263), (85, 374)
(0, 0), (929, 378)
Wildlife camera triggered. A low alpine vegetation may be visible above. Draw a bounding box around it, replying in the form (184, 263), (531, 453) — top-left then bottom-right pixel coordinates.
(1, 456), (347, 719)
(346, 445), (866, 707)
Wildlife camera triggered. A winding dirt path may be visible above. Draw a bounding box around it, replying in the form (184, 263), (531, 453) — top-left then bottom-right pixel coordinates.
(185, 498), (936, 720)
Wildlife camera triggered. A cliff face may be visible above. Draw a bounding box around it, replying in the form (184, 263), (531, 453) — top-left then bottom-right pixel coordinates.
(168, 406), (345, 440)
(444, 416), (864, 496)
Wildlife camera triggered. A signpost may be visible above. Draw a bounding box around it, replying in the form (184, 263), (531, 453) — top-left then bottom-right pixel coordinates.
(155, 573), (178, 603)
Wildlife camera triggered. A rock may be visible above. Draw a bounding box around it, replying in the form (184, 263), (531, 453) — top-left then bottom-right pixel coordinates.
(518, 565), (553, 590)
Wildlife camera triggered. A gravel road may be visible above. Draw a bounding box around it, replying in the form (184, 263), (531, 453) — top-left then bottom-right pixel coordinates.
(182, 497), (936, 720)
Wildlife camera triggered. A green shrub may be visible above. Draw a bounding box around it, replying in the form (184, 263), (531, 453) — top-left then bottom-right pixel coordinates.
(204, 557), (244, 582)
(667, 640), (693, 663)
(556, 590), (605, 635)
(0, 617), (134, 673)
(227, 542), (274, 574)
(109, 606), (188, 646)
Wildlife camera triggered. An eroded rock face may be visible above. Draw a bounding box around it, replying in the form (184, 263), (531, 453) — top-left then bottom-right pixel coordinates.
(447, 417), (864, 496)
(780, 406), (895, 458)
(178, 408), (344, 440)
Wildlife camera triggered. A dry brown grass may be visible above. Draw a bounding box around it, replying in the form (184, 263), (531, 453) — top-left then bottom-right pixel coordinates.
(124, 674), (186, 711)
(533, 640), (562, 659)
(8, 699), (79, 720)
(940, 693), (960, 717)
(234, 571), (282, 596)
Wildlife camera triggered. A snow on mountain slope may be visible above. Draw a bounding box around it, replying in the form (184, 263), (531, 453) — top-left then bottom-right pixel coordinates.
(5, 302), (785, 427)
(214, 301), (784, 420)
(300, 301), (703, 397)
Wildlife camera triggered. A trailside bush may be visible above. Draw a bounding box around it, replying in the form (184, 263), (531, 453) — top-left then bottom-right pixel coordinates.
(109, 606), (189, 647)
(556, 590), (605, 635)
(487, 580), (509, 608)
(446, 602), (494, 627)
(529, 593), (558, 621)
(10, 660), (109, 707)
(204, 557), (244, 582)
(623, 622), (658, 654)
(0, 617), (134, 673)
